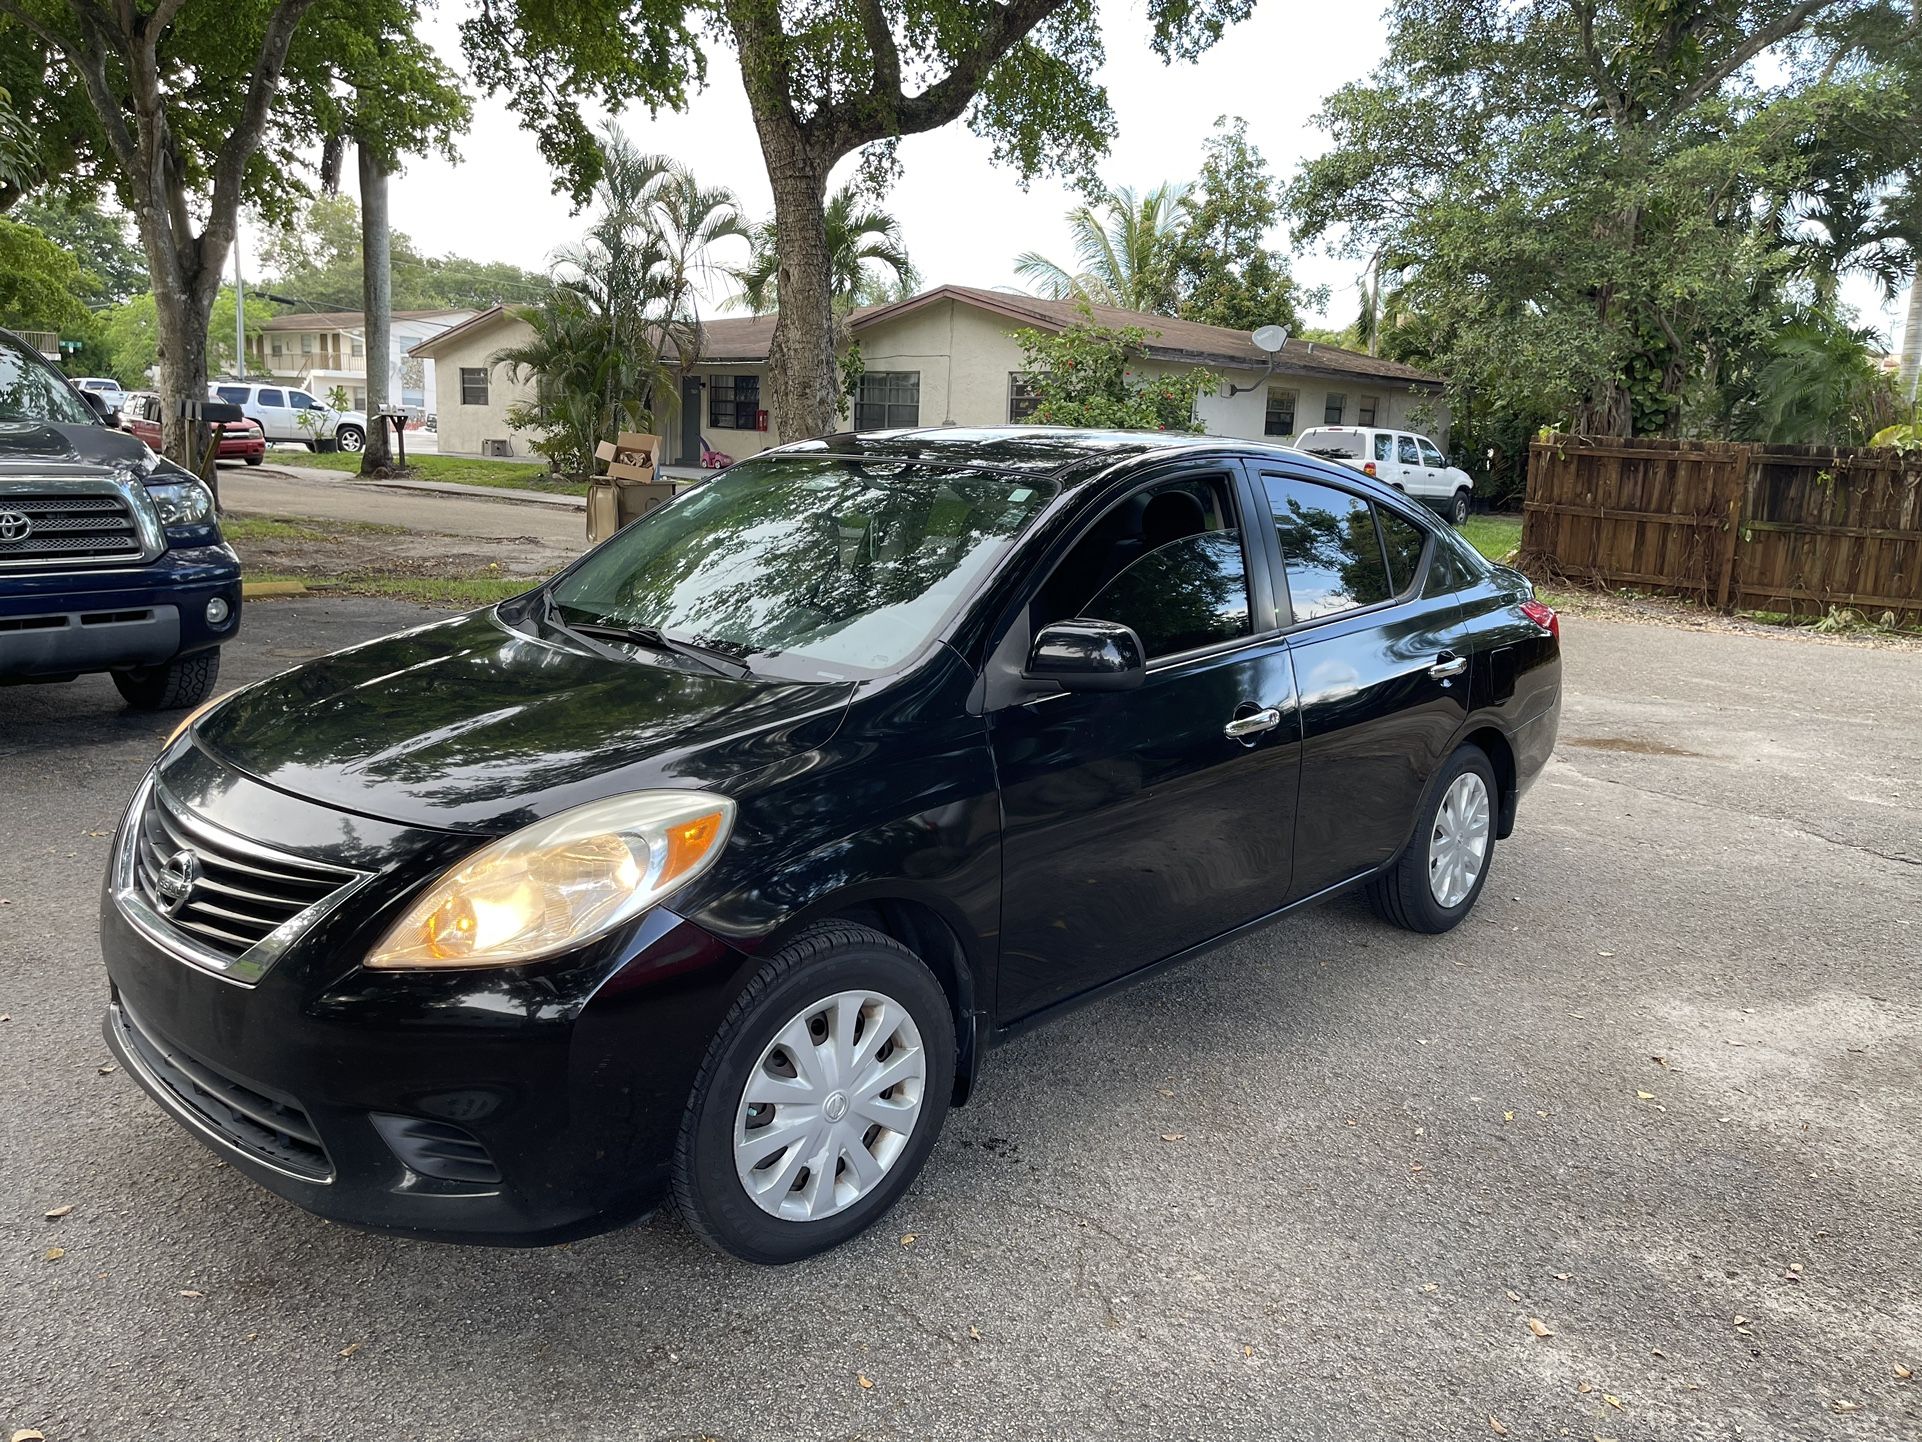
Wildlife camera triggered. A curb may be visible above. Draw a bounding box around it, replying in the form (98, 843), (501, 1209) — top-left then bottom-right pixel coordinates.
(243, 579), (310, 598)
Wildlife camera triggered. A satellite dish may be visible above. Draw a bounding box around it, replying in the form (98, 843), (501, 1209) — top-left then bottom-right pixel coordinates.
(1251, 325), (1290, 354)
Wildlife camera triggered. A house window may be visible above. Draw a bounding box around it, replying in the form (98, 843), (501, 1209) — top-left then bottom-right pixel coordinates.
(350, 337), (365, 358)
(1324, 392), (1346, 425)
(1264, 387), (1297, 438)
(1358, 395), (1378, 426)
(1009, 373), (1042, 422)
(300, 334), (315, 355)
(459, 368), (489, 406)
(352, 388), (367, 411)
(854, 371), (919, 430)
(709, 374), (761, 429)
(270, 338), (284, 358)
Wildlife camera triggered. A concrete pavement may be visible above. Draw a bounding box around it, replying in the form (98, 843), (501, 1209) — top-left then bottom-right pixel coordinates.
(219, 464), (589, 554)
(1, 602), (1917, 1441)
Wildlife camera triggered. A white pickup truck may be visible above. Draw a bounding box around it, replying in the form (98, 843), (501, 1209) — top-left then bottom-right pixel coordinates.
(210, 382), (368, 452)
(1294, 426), (1475, 524)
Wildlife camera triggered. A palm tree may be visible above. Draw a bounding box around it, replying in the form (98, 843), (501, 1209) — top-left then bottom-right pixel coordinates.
(730, 184), (918, 315)
(643, 160), (749, 377)
(1014, 183), (1189, 315)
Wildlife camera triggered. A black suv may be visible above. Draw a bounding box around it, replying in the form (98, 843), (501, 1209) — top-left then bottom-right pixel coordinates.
(101, 428), (1559, 1262)
(0, 329), (240, 708)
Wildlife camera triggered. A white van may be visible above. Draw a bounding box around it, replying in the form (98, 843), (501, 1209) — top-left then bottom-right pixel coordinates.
(1293, 426), (1475, 524)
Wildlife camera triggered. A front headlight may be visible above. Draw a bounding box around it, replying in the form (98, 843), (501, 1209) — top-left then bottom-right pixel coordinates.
(365, 791), (736, 970)
(148, 480), (215, 528)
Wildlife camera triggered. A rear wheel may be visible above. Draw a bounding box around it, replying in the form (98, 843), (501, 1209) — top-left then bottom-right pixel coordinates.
(1449, 489), (1471, 525)
(244, 453), (263, 467)
(112, 648), (220, 711)
(1366, 744), (1496, 933)
(672, 921), (954, 1264)
(334, 424), (365, 452)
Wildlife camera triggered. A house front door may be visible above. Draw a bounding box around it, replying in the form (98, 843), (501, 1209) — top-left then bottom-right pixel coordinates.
(680, 376), (703, 466)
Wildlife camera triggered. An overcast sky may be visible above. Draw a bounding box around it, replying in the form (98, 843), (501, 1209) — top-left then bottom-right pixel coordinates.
(267, 0), (1908, 348)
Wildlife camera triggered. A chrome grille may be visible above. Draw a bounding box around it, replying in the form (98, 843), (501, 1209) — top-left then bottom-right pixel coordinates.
(130, 786), (360, 958)
(0, 492), (145, 567)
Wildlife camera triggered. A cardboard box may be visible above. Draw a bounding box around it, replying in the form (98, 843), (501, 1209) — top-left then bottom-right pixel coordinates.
(594, 431), (662, 482)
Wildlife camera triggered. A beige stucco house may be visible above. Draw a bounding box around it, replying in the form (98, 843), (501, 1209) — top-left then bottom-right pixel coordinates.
(409, 286), (1446, 464)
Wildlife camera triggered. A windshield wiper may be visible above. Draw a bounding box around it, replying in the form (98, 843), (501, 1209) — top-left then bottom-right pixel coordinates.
(566, 619), (752, 678)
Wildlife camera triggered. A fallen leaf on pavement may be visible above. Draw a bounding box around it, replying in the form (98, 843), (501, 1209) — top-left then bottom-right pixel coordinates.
(1893, 1364), (1912, 1380)
(44, 1205), (72, 1220)
(1159, 1132), (1185, 1142)
(1603, 1394), (1624, 1409)
(1422, 1282), (1439, 1293)
(1488, 1416), (1508, 1436)
(1527, 1317), (1554, 1339)
(43, 1247), (64, 1261)
(97, 1063), (116, 1075)
(1505, 1289), (1522, 1303)
(1833, 1401), (1860, 1414)
(1242, 1344), (1254, 1358)
(1157, 1087), (1174, 1097)
(12, 1429), (46, 1442)
(899, 1233), (916, 1246)
(967, 1326), (981, 1341)
(1636, 1091), (1655, 1100)
(1734, 1315), (1750, 1327)
(338, 1342), (361, 1359)
(179, 1289), (204, 1298)
(857, 1374), (874, 1390)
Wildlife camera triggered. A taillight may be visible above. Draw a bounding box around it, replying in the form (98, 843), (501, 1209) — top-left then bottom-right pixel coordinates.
(1520, 598), (1559, 641)
(1363, 461), (1377, 477)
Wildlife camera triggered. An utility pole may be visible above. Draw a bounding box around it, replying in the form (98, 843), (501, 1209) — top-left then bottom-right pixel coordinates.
(358, 133), (394, 472)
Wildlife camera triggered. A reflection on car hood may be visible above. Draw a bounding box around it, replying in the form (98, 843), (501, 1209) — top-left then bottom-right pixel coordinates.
(193, 609), (855, 832)
(0, 421), (155, 476)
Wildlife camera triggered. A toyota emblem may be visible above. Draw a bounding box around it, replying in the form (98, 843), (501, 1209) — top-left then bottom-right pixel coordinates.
(0, 509), (30, 543)
(152, 849), (201, 915)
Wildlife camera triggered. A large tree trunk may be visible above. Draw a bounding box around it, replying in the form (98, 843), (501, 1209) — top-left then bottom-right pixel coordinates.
(146, 234), (223, 465)
(763, 159), (839, 440)
(1900, 270), (1922, 412)
(358, 139), (394, 472)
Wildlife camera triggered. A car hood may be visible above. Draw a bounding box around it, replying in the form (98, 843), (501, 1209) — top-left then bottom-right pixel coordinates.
(192, 608), (856, 833)
(0, 420), (158, 477)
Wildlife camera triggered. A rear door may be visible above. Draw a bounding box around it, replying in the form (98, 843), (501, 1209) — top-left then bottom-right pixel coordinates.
(1248, 468), (1470, 901)
(989, 464), (1301, 1021)
(254, 387), (292, 440)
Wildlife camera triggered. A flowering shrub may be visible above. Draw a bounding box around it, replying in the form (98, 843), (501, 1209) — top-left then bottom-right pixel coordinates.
(1012, 306), (1216, 432)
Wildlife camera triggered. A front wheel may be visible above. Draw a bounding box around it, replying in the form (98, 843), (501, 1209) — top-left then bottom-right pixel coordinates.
(112, 649), (221, 711)
(1365, 744), (1497, 933)
(671, 921), (955, 1264)
(334, 424), (365, 452)
(1449, 489), (1471, 525)
(244, 453), (263, 467)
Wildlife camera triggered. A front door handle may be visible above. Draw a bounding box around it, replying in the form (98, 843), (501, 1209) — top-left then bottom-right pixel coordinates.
(1224, 707), (1283, 739)
(1429, 652), (1467, 680)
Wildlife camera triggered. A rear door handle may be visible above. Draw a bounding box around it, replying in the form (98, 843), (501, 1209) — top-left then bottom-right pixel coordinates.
(1224, 707), (1283, 739)
(1429, 653), (1467, 679)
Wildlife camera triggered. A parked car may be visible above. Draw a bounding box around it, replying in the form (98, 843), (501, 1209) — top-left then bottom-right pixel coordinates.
(71, 376), (128, 416)
(99, 427), (1560, 1262)
(121, 391), (266, 466)
(0, 330), (239, 709)
(209, 381), (367, 452)
(1294, 426), (1477, 524)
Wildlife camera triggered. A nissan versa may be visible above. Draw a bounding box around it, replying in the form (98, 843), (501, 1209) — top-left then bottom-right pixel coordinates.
(100, 428), (1560, 1263)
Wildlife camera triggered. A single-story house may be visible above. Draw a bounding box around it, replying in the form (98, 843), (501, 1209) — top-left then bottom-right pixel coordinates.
(409, 286), (1446, 464)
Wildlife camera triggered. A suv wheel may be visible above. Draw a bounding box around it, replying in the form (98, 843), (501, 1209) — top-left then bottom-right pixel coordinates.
(1365, 744), (1497, 933)
(1450, 489), (1471, 525)
(334, 424), (365, 452)
(672, 921), (955, 1264)
(112, 649), (221, 711)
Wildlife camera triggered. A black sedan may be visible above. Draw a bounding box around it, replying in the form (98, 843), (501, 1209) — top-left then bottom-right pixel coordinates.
(99, 427), (1560, 1263)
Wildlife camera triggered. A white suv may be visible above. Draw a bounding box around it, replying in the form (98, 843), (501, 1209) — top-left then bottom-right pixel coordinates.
(210, 382), (368, 452)
(1294, 426), (1475, 524)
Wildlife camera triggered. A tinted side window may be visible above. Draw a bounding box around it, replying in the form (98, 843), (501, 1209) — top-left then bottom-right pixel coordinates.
(1424, 528), (1489, 597)
(1262, 476), (1392, 622)
(1378, 509), (1429, 593)
(291, 391), (318, 409)
(1418, 438), (1446, 468)
(258, 389), (284, 406)
(1085, 531), (1250, 659)
(215, 386), (248, 404)
(1397, 436), (1420, 465)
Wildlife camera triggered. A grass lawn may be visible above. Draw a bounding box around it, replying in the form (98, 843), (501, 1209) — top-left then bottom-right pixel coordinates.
(286, 450), (583, 495)
(222, 515), (404, 544)
(1459, 512), (1522, 562)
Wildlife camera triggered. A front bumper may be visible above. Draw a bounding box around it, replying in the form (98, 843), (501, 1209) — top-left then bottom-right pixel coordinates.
(0, 543), (241, 678)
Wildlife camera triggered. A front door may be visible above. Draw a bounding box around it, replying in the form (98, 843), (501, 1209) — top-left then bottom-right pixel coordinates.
(991, 468), (1302, 1022)
(680, 376), (703, 466)
(1248, 468), (1470, 900)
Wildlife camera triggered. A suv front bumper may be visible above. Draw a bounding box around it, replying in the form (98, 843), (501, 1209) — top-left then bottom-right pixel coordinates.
(0, 544), (240, 679)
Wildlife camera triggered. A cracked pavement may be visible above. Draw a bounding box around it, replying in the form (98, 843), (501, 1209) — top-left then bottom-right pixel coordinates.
(2, 597), (1918, 1441)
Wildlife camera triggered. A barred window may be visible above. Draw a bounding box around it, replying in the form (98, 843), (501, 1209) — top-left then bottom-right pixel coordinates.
(459, 368), (489, 406)
(709, 374), (761, 429)
(1009, 372), (1042, 422)
(1323, 392), (1346, 425)
(1264, 387), (1297, 438)
(854, 371), (919, 430)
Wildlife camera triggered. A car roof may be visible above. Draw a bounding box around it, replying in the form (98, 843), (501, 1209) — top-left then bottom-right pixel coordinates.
(768, 425), (1305, 487)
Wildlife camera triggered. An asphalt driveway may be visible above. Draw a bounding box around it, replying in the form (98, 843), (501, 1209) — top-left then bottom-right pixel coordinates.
(2, 599), (1917, 1441)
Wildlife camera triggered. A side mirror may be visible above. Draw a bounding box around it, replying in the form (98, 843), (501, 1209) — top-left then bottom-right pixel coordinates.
(1025, 619), (1146, 692)
(79, 389), (114, 423)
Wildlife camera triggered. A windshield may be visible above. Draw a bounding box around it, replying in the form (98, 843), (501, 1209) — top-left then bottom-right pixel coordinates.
(0, 336), (95, 425)
(547, 455), (1055, 681)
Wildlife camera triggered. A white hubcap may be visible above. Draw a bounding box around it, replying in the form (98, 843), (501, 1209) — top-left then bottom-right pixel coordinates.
(1429, 771), (1491, 908)
(734, 989), (926, 1222)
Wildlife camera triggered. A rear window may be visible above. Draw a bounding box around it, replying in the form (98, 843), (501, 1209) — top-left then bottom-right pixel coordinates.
(215, 386), (249, 403)
(1296, 431), (1364, 460)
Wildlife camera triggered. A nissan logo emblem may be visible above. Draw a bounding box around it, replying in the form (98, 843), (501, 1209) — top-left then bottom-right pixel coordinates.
(0, 509), (30, 542)
(152, 849), (201, 916)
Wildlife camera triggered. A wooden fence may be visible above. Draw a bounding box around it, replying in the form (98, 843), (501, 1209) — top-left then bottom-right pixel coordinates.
(1520, 435), (1922, 626)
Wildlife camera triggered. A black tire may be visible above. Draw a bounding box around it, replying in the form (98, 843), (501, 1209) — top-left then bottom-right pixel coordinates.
(244, 453), (263, 466)
(1450, 489), (1471, 525)
(671, 921), (955, 1264)
(334, 424), (365, 452)
(112, 648), (221, 711)
(1365, 743), (1497, 933)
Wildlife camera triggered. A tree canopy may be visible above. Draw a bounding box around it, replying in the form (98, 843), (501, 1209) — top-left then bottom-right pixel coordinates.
(11, 193), (145, 303)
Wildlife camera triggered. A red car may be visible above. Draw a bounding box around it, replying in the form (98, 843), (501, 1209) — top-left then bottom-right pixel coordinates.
(121, 391), (266, 466)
